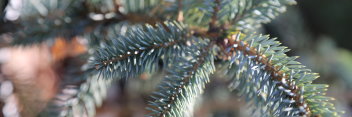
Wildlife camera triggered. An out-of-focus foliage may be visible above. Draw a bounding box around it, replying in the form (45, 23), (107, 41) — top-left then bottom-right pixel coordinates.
(266, 4), (352, 117)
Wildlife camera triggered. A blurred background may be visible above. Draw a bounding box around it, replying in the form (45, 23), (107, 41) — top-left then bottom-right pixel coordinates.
(0, 0), (352, 117)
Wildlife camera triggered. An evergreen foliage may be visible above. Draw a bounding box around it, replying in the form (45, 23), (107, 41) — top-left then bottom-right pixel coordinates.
(45, 75), (112, 117)
(12, 0), (86, 45)
(223, 33), (340, 116)
(147, 38), (215, 117)
(0, 0), (342, 117)
(92, 21), (186, 79)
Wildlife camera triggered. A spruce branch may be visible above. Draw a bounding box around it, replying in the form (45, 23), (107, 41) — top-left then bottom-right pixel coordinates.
(10, 0), (170, 46)
(171, 0), (212, 28)
(221, 32), (341, 116)
(209, 0), (220, 29)
(40, 74), (113, 117)
(230, 0), (296, 32)
(37, 56), (103, 117)
(3, 0), (343, 117)
(117, 0), (160, 15)
(69, 76), (113, 117)
(191, 0), (297, 32)
(92, 21), (187, 79)
(9, 0), (85, 45)
(147, 39), (216, 117)
(84, 0), (116, 14)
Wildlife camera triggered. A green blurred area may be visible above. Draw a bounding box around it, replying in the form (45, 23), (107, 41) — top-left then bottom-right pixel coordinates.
(298, 0), (352, 50)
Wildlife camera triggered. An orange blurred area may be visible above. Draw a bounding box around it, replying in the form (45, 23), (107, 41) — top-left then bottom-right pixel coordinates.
(0, 37), (87, 117)
(51, 37), (87, 62)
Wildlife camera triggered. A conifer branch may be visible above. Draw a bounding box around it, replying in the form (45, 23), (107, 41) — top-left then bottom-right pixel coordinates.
(232, 0), (296, 32)
(147, 39), (216, 117)
(209, 0), (220, 29)
(92, 21), (187, 79)
(220, 32), (341, 116)
(2, 0), (343, 117)
(10, 0), (169, 46)
(40, 74), (113, 117)
(193, 0), (297, 32)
